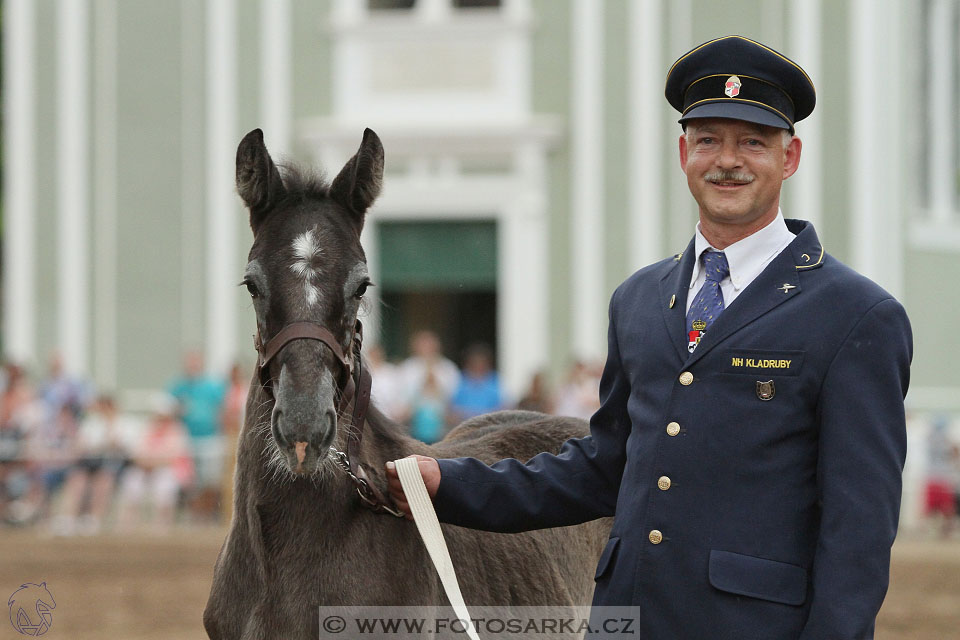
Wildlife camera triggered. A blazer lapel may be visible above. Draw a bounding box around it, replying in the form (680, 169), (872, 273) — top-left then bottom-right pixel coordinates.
(659, 238), (697, 362)
(684, 220), (824, 367)
(683, 220), (824, 368)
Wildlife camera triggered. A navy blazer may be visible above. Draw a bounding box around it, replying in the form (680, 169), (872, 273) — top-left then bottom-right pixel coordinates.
(434, 220), (912, 639)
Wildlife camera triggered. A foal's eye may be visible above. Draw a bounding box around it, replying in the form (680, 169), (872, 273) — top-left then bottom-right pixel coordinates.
(241, 279), (260, 299)
(354, 281), (371, 300)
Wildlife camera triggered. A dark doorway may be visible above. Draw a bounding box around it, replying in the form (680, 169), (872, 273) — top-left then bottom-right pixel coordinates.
(380, 290), (496, 366)
(376, 220), (497, 367)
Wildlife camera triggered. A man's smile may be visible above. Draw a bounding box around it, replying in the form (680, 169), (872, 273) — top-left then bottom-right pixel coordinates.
(704, 171), (755, 188)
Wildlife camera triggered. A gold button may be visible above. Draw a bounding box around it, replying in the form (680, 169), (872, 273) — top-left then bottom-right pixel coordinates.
(648, 529), (663, 544)
(679, 371), (694, 385)
(657, 476), (672, 491)
(666, 422), (680, 436)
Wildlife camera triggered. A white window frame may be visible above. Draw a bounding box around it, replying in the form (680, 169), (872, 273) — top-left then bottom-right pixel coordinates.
(912, 0), (960, 250)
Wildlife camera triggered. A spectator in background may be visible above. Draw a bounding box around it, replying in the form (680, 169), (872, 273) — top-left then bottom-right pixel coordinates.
(53, 395), (134, 535)
(37, 352), (93, 419)
(367, 344), (405, 422)
(168, 350), (226, 521)
(925, 417), (958, 537)
(553, 360), (602, 420)
(117, 393), (193, 533)
(28, 352), (92, 530)
(397, 331), (460, 424)
(0, 363), (40, 524)
(516, 370), (554, 415)
(220, 362), (249, 523)
(408, 368), (448, 444)
(31, 403), (82, 531)
(449, 344), (504, 423)
(0, 364), (34, 456)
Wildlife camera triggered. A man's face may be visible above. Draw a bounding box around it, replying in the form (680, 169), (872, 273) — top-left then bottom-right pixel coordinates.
(679, 118), (801, 232)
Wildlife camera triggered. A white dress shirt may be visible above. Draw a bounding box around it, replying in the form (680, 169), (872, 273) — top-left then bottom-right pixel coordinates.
(686, 210), (796, 314)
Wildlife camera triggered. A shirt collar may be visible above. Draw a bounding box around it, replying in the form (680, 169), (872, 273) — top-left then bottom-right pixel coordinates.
(691, 210), (795, 290)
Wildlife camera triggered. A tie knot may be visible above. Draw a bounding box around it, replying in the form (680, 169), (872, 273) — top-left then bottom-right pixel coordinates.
(702, 251), (729, 283)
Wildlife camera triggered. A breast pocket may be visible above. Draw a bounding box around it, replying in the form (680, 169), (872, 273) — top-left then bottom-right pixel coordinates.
(708, 549), (808, 606)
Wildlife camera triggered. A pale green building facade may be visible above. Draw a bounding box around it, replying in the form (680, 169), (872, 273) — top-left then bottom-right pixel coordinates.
(3, 0), (957, 446)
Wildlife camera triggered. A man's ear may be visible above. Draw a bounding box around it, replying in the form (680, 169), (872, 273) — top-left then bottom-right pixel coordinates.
(782, 135), (802, 180)
(678, 133), (689, 172)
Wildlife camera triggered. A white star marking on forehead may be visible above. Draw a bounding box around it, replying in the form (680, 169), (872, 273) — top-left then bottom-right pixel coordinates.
(290, 227), (323, 307)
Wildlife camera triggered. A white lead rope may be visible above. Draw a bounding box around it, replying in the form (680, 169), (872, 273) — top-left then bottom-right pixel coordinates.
(393, 456), (481, 640)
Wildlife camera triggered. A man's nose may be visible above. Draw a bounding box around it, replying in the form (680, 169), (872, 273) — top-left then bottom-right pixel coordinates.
(716, 140), (742, 168)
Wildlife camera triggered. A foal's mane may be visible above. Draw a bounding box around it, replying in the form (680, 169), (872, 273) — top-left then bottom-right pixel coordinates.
(362, 403), (413, 448)
(277, 163), (331, 203)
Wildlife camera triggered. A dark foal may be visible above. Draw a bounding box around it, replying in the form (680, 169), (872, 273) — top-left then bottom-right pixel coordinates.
(203, 129), (610, 640)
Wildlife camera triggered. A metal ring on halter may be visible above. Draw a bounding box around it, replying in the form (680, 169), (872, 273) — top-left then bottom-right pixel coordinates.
(331, 446), (404, 518)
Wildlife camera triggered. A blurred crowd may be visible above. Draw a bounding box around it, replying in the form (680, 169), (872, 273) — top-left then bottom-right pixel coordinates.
(0, 333), (603, 535)
(368, 330), (603, 443)
(5, 337), (960, 539)
(0, 352), (248, 535)
(924, 417), (960, 537)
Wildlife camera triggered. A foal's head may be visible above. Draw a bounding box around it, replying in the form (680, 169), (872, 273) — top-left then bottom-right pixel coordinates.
(236, 128), (383, 476)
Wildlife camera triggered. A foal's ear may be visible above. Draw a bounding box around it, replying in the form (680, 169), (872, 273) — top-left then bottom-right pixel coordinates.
(236, 129), (286, 230)
(329, 128), (384, 232)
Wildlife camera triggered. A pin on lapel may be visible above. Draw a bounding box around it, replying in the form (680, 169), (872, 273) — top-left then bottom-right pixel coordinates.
(756, 380), (776, 401)
(778, 283), (796, 294)
(669, 294), (676, 309)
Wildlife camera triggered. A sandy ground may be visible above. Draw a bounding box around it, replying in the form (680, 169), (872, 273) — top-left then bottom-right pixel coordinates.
(0, 529), (958, 639)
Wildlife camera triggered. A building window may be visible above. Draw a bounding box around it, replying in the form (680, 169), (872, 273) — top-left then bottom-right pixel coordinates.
(921, 0), (960, 222)
(368, 0), (415, 9)
(453, 0), (502, 7)
(367, 0), (502, 12)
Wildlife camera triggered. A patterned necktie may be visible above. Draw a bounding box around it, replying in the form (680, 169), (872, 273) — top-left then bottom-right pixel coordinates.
(686, 251), (730, 353)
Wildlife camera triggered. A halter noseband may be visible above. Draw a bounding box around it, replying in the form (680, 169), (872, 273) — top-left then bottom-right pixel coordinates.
(254, 321), (355, 405)
(253, 319), (398, 516)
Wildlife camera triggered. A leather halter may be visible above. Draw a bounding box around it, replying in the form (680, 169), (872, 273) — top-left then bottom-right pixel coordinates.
(253, 319), (397, 515)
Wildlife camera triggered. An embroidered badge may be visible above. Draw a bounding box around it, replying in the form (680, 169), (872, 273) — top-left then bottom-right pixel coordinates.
(756, 379), (776, 401)
(725, 75), (742, 98)
(688, 320), (707, 353)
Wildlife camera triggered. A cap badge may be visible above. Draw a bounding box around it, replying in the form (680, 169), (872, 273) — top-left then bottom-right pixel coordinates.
(724, 75), (742, 98)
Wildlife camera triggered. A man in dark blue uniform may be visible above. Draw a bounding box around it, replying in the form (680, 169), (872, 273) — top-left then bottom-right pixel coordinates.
(387, 35), (912, 639)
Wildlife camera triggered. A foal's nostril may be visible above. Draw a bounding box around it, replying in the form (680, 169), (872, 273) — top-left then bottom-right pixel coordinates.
(314, 408), (338, 451)
(271, 409), (288, 447)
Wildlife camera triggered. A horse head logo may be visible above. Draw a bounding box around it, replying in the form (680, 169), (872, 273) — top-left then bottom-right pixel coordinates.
(8, 582), (56, 636)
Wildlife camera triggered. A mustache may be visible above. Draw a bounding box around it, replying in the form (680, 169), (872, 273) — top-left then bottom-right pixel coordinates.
(704, 170), (755, 184)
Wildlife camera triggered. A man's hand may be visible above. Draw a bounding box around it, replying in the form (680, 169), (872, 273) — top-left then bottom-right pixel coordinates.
(385, 455), (441, 520)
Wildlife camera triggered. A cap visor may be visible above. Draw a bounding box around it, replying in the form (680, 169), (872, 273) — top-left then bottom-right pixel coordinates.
(679, 102), (791, 131)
